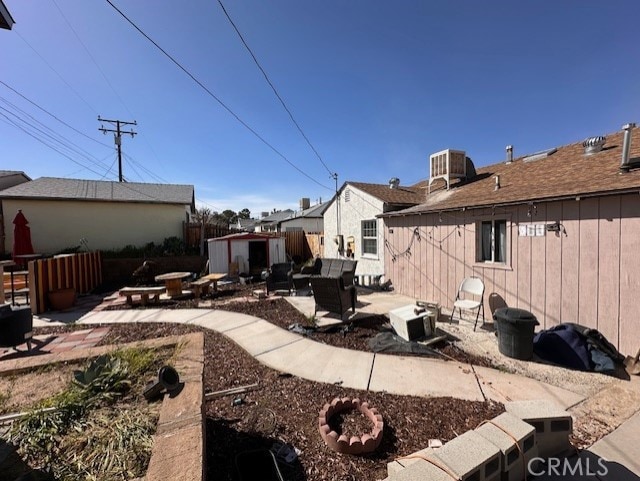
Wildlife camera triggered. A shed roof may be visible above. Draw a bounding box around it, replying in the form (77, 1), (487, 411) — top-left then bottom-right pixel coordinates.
(0, 177), (195, 207)
(208, 232), (282, 242)
(385, 127), (640, 216)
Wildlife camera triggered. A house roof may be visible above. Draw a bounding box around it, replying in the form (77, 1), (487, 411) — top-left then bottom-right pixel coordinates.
(0, 177), (195, 207)
(0, 170), (30, 180)
(258, 209), (295, 224)
(384, 127), (640, 217)
(342, 181), (424, 206)
(0, 0), (15, 30)
(235, 218), (258, 230)
(282, 202), (329, 222)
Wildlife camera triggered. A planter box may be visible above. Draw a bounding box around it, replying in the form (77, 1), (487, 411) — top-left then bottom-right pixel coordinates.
(47, 288), (76, 310)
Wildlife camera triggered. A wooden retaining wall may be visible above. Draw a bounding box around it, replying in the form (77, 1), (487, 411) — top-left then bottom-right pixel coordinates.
(29, 252), (102, 314)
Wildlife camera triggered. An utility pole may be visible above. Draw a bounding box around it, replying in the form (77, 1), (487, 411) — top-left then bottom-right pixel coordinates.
(98, 116), (137, 182)
(332, 172), (340, 238)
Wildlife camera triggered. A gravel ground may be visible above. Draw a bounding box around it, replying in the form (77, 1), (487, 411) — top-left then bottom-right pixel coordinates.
(436, 319), (621, 397)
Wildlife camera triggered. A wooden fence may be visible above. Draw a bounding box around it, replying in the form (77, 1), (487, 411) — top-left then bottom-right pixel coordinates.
(184, 223), (237, 249)
(184, 224), (324, 262)
(29, 251), (102, 314)
(279, 231), (324, 262)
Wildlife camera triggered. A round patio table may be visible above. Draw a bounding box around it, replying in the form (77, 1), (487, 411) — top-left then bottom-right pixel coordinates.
(155, 272), (191, 297)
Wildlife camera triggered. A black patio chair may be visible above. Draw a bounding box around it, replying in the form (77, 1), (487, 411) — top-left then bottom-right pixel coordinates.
(266, 262), (294, 295)
(309, 275), (357, 320)
(0, 305), (33, 351)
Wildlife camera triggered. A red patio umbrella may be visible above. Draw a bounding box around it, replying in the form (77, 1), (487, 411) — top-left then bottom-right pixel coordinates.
(12, 209), (35, 262)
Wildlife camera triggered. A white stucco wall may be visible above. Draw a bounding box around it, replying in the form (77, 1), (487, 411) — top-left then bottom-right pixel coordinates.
(281, 216), (324, 232)
(3, 199), (188, 254)
(323, 185), (385, 276)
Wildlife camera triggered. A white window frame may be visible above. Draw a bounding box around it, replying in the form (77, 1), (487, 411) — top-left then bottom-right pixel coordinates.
(477, 219), (507, 264)
(361, 219), (377, 257)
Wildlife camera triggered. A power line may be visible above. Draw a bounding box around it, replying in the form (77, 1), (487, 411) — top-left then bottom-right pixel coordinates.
(0, 111), (115, 179)
(104, 0), (331, 191)
(0, 80), (112, 150)
(0, 104), (113, 173)
(51, 0), (171, 181)
(216, 0), (335, 179)
(0, 97), (112, 170)
(15, 29), (98, 114)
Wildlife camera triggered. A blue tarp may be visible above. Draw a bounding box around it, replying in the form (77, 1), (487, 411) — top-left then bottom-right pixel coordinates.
(533, 323), (622, 373)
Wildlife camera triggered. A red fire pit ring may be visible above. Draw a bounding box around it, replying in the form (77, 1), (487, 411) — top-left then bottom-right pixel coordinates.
(318, 397), (384, 455)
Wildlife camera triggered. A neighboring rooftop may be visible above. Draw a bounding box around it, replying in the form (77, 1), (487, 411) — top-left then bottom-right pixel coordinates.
(343, 181), (425, 206)
(258, 209), (295, 223)
(0, 177), (195, 208)
(0, 170), (30, 179)
(284, 201), (329, 220)
(385, 127), (640, 216)
(0, 0), (14, 30)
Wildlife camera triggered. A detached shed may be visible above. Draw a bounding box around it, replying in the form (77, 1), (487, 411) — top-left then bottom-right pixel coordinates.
(207, 233), (286, 275)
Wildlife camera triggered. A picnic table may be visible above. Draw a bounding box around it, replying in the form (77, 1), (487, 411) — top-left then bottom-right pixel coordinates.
(201, 273), (227, 292)
(154, 271), (192, 297)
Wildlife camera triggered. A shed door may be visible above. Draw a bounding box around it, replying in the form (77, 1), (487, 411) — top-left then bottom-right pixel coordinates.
(269, 237), (286, 264)
(208, 241), (228, 274)
(248, 240), (268, 274)
(230, 240), (250, 274)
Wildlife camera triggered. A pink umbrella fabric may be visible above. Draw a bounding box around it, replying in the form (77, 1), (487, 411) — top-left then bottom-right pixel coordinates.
(12, 210), (35, 262)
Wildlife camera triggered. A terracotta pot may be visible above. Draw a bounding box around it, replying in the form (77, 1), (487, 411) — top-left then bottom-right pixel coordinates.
(47, 288), (76, 310)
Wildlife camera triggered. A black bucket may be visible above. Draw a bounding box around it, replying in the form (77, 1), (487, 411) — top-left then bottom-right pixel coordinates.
(493, 307), (539, 360)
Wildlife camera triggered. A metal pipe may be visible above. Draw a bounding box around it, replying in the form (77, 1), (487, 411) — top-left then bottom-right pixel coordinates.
(620, 123), (636, 172)
(506, 145), (513, 163)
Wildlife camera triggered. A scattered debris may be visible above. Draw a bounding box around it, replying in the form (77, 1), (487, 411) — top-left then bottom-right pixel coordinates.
(205, 382), (260, 400)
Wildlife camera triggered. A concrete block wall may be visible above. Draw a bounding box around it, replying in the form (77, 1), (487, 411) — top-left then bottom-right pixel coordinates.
(505, 400), (572, 459)
(435, 430), (501, 481)
(475, 412), (538, 481)
(388, 401), (574, 481)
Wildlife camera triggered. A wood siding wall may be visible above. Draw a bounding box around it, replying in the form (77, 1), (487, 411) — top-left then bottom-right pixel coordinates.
(383, 194), (640, 355)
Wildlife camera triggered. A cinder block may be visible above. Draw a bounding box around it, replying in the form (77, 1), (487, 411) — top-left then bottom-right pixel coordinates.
(389, 452), (454, 481)
(475, 412), (538, 481)
(505, 400), (572, 459)
(435, 430), (501, 481)
(387, 447), (435, 476)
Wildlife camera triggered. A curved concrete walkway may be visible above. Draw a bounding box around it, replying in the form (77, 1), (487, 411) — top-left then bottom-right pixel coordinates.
(45, 307), (587, 409)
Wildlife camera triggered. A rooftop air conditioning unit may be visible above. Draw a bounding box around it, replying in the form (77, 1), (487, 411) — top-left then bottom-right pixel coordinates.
(428, 149), (466, 193)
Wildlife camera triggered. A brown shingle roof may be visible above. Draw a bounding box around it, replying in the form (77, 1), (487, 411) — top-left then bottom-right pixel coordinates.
(347, 181), (424, 205)
(385, 128), (640, 216)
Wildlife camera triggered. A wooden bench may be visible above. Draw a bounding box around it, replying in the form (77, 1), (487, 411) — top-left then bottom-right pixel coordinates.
(189, 278), (212, 298)
(119, 286), (166, 306)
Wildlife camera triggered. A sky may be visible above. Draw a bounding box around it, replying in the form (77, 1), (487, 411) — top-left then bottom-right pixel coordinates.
(1, 1), (639, 218)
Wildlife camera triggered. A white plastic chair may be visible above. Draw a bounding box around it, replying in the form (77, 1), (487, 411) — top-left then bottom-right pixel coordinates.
(452, 277), (485, 330)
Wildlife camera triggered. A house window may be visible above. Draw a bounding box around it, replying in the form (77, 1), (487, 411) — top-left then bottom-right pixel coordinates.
(345, 189), (351, 202)
(361, 219), (377, 255)
(478, 220), (507, 263)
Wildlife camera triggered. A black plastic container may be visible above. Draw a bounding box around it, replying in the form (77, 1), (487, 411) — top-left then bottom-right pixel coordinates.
(493, 307), (539, 360)
(235, 449), (284, 481)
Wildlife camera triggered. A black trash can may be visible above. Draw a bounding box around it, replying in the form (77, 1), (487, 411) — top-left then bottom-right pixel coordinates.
(493, 307), (539, 360)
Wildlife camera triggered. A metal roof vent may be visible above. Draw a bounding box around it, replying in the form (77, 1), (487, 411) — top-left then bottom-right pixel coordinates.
(506, 145), (513, 164)
(583, 136), (606, 155)
(388, 177), (400, 189)
(523, 148), (558, 163)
